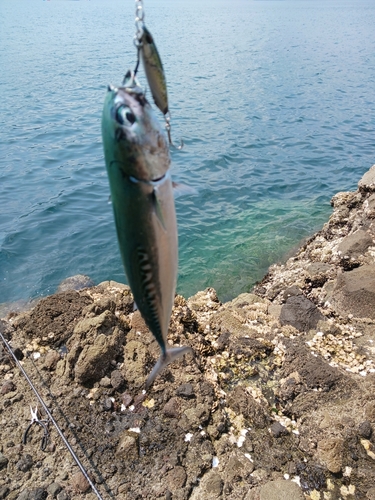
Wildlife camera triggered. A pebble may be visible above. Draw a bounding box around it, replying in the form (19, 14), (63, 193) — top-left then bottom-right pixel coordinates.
(358, 420), (373, 439)
(1, 381), (16, 394)
(110, 370), (124, 390)
(190, 470), (223, 499)
(71, 471), (91, 493)
(44, 350), (61, 370)
(16, 454), (33, 473)
(270, 421), (288, 438)
(0, 453), (8, 470)
(0, 487), (9, 500)
(56, 492), (70, 500)
(16, 491), (29, 500)
(163, 397), (180, 418)
(259, 480), (304, 500)
(176, 383), (195, 398)
(103, 398), (113, 411)
(99, 376), (111, 388)
(47, 482), (62, 498)
(317, 438), (344, 473)
(28, 488), (48, 500)
(121, 393), (133, 408)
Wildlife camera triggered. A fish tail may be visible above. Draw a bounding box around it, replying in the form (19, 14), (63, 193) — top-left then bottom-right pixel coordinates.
(145, 346), (194, 390)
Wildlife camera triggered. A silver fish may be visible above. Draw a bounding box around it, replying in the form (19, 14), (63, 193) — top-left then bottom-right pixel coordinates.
(101, 74), (193, 388)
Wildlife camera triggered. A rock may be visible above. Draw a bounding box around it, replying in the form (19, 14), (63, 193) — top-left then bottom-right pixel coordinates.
(16, 454), (33, 472)
(307, 263), (332, 276)
(187, 288), (221, 312)
(317, 438), (344, 473)
(283, 286), (303, 301)
(99, 376), (111, 387)
(71, 472), (91, 493)
(227, 386), (270, 429)
(183, 403), (211, 429)
(103, 397), (113, 411)
(332, 265), (375, 319)
(116, 431), (139, 460)
(56, 492), (69, 500)
(358, 164), (375, 192)
(110, 370), (125, 390)
(164, 466), (187, 491)
(122, 340), (148, 387)
(280, 295), (325, 332)
(268, 304), (282, 320)
(176, 383), (194, 398)
(1, 380), (16, 394)
(359, 421), (373, 439)
(225, 454), (246, 482)
(74, 326), (125, 384)
(0, 487), (9, 500)
(0, 453), (9, 470)
(43, 350), (60, 370)
(28, 489), (47, 500)
(270, 421), (288, 438)
(338, 230), (373, 258)
(190, 470), (223, 499)
(163, 397), (180, 418)
(282, 340), (342, 391)
(121, 393), (133, 408)
(365, 401), (375, 421)
(16, 492), (29, 500)
(12, 291), (92, 345)
(367, 487), (375, 500)
(73, 310), (116, 336)
(229, 293), (266, 307)
(259, 480), (304, 500)
(56, 274), (94, 292)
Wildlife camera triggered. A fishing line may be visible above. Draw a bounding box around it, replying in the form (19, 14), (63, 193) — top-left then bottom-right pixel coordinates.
(0, 330), (105, 500)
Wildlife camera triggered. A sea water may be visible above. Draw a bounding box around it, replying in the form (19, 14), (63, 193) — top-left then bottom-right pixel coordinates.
(1, 0), (375, 304)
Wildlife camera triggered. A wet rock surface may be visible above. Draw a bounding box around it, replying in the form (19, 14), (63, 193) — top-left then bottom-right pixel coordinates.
(1, 165), (375, 499)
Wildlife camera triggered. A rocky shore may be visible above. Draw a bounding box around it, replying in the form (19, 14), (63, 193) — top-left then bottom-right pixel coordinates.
(1, 165), (375, 500)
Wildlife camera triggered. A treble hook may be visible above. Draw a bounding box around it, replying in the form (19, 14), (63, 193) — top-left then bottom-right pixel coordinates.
(165, 113), (183, 150)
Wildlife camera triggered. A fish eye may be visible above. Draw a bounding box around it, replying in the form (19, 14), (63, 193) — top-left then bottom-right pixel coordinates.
(116, 105), (136, 126)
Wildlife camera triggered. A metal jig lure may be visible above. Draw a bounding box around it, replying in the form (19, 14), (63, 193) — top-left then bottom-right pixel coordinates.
(132, 0), (183, 149)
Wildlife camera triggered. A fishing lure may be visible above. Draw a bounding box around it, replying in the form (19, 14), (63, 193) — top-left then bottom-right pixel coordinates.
(132, 0), (183, 149)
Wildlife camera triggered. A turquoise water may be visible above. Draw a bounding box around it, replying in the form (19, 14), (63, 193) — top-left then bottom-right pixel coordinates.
(1, 0), (375, 304)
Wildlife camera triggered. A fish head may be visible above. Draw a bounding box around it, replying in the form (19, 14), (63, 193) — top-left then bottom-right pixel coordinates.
(102, 77), (170, 181)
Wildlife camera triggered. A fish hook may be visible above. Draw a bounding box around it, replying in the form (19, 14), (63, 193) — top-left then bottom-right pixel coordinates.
(165, 113), (183, 150)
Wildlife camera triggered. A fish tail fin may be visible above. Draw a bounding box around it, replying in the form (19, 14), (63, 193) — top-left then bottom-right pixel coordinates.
(145, 346), (194, 390)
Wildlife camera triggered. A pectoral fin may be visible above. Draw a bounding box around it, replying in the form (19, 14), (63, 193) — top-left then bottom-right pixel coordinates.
(152, 187), (167, 230)
(172, 182), (198, 199)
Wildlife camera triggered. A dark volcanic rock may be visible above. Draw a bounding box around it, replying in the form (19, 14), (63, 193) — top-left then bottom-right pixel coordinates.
(16, 454), (33, 473)
(56, 274), (94, 292)
(338, 229), (373, 258)
(29, 488), (48, 500)
(332, 265), (375, 319)
(0, 487), (9, 500)
(227, 385), (270, 428)
(12, 291), (92, 346)
(358, 164), (375, 193)
(282, 340), (342, 391)
(0, 453), (8, 470)
(280, 295), (325, 332)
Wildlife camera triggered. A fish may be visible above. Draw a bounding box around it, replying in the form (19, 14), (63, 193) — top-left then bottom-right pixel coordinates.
(139, 26), (168, 116)
(101, 73), (193, 388)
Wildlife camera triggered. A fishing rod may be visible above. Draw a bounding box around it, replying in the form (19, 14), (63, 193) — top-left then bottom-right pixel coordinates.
(0, 330), (105, 500)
